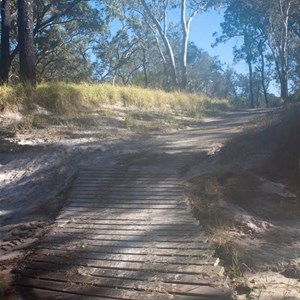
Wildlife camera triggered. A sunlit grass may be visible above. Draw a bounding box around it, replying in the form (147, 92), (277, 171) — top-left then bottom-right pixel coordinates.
(0, 85), (19, 111)
(0, 83), (231, 116)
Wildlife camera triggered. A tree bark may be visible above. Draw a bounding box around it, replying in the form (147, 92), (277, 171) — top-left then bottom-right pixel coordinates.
(142, 47), (148, 88)
(280, 0), (290, 103)
(268, 0), (291, 103)
(248, 59), (255, 108)
(18, 0), (36, 85)
(180, 0), (188, 90)
(140, 0), (178, 87)
(1, 0), (11, 84)
(259, 47), (269, 107)
(280, 69), (289, 102)
(180, 0), (208, 90)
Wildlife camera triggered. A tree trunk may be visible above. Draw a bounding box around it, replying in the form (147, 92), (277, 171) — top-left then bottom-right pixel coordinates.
(180, 29), (188, 89)
(248, 60), (255, 108)
(270, 47), (289, 103)
(140, 0), (178, 88)
(18, 0), (36, 85)
(159, 35), (177, 88)
(280, 70), (289, 102)
(180, 0), (188, 90)
(142, 48), (148, 88)
(259, 50), (269, 107)
(1, 0), (11, 84)
(279, 0), (290, 103)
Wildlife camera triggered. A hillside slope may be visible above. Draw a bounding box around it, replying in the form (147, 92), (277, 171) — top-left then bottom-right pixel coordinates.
(185, 106), (300, 299)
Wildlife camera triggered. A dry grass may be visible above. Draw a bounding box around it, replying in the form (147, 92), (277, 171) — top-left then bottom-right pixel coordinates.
(185, 176), (236, 231)
(1, 83), (231, 136)
(0, 83), (230, 116)
(185, 175), (255, 287)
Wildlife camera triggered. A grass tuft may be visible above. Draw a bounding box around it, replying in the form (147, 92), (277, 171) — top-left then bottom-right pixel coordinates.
(0, 85), (19, 111)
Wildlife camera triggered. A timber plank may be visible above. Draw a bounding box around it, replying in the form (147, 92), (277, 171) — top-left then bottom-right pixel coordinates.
(70, 186), (183, 190)
(16, 168), (231, 299)
(67, 204), (185, 209)
(41, 234), (209, 244)
(64, 206), (186, 211)
(30, 249), (218, 266)
(20, 270), (231, 298)
(17, 287), (110, 300)
(66, 200), (183, 204)
(55, 219), (197, 226)
(58, 209), (192, 216)
(52, 227), (203, 236)
(18, 277), (168, 300)
(40, 239), (211, 251)
(56, 224), (200, 231)
(69, 192), (184, 195)
(67, 197), (185, 201)
(28, 254), (224, 275)
(22, 262), (224, 285)
(37, 245), (212, 257)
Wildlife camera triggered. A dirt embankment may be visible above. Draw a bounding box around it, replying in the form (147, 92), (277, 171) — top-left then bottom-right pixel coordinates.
(185, 107), (300, 299)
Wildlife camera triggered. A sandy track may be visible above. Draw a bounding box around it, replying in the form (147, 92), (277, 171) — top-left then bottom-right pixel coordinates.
(2, 108), (286, 299)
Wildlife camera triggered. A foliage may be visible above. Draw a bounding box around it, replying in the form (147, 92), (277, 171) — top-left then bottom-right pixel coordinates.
(216, 0), (300, 106)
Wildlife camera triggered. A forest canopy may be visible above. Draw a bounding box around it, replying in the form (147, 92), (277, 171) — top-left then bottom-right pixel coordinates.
(1, 0), (300, 108)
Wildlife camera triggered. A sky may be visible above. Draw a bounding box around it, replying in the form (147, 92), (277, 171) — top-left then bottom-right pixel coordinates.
(184, 9), (247, 74)
(186, 9), (278, 95)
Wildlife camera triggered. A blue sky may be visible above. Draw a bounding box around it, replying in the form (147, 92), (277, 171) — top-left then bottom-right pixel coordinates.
(187, 9), (247, 74)
(187, 9), (278, 94)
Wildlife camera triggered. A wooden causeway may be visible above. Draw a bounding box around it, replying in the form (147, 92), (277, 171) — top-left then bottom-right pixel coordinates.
(17, 168), (232, 299)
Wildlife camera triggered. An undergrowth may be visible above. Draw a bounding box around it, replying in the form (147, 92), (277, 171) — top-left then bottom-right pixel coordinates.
(185, 175), (254, 283)
(185, 176), (236, 231)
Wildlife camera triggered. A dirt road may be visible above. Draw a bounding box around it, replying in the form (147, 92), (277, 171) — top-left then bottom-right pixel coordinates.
(3, 108), (299, 299)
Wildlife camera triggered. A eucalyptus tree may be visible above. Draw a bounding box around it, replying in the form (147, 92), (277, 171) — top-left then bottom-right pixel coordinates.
(140, 0), (220, 89)
(252, 0), (300, 102)
(187, 42), (223, 95)
(180, 0), (219, 89)
(0, 0), (97, 83)
(215, 0), (266, 107)
(140, 0), (178, 87)
(34, 0), (105, 82)
(94, 0), (171, 88)
(95, 25), (144, 85)
(264, 0), (294, 102)
(1, 0), (12, 83)
(217, 0), (300, 104)
(18, 0), (36, 85)
(0, 0), (18, 84)
(289, 0), (300, 39)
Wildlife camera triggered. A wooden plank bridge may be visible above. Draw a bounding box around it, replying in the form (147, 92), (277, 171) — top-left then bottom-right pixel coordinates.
(17, 168), (232, 299)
